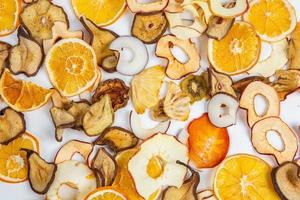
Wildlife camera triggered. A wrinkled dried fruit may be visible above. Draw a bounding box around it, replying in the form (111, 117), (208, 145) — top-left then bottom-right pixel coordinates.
(51, 90), (72, 109)
(209, 0), (248, 18)
(95, 127), (138, 152)
(150, 99), (170, 122)
(288, 23), (300, 69)
(20, 0), (68, 43)
(232, 76), (269, 96)
(0, 107), (26, 144)
(83, 95), (114, 136)
(101, 55), (118, 73)
(156, 35), (200, 80)
(50, 107), (76, 128)
(206, 16), (234, 40)
(127, 0), (169, 13)
(197, 190), (217, 200)
(0, 42), (11, 74)
(92, 79), (129, 111)
(91, 148), (116, 186)
(165, 0), (184, 13)
(132, 12), (167, 44)
(67, 101), (90, 129)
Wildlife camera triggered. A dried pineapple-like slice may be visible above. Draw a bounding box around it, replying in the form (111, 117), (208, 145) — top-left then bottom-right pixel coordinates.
(164, 82), (190, 121)
(131, 66), (165, 114)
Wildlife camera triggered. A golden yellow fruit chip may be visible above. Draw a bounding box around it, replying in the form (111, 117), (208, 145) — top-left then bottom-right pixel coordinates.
(0, 0), (21, 36)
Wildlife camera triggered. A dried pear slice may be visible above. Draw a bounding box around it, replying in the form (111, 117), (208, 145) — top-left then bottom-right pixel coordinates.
(0, 107), (26, 144)
(51, 89), (72, 109)
(132, 12), (168, 44)
(67, 100), (90, 130)
(131, 66), (165, 114)
(20, 0), (68, 43)
(288, 22), (300, 69)
(150, 99), (170, 122)
(83, 95), (114, 136)
(101, 55), (118, 73)
(206, 16), (234, 40)
(164, 82), (190, 121)
(95, 127), (138, 152)
(50, 107), (76, 128)
(0, 42), (11, 74)
(24, 150), (57, 194)
(9, 27), (43, 77)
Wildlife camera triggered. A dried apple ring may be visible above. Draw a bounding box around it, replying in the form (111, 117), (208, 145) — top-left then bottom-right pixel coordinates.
(240, 81), (280, 127)
(252, 117), (298, 164)
(127, 0), (169, 13)
(209, 0), (248, 18)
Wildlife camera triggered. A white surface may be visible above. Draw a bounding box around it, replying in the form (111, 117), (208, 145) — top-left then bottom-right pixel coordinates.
(0, 0), (300, 199)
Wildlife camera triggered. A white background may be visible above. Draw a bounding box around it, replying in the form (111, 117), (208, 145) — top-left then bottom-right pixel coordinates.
(0, 0), (300, 199)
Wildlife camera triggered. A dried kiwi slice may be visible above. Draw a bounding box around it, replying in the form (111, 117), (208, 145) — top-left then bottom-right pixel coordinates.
(132, 12), (168, 44)
(180, 73), (209, 104)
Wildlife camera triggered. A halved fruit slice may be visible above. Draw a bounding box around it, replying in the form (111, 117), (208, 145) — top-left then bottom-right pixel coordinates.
(0, 69), (53, 112)
(214, 154), (280, 200)
(244, 0), (297, 42)
(208, 21), (261, 75)
(85, 187), (127, 200)
(0, 132), (39, 183)
(45, 38), (98, 97)
(0, 0), (21, 36)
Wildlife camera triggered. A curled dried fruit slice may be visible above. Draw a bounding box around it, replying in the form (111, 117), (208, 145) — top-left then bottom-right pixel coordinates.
(240, 81), (280, 127)
(20, 0), (68, 43)
(156, 35), (200, 80)
(206, 16), (234, 40)
(150, 99), (170, 122)
(50, 107), (76, 128)
(92, 79), (129, 111)
(9, 27), (43, 77)
(67, 101), (90, 130)
(0, 107), (25, 144)
(232, 76), (269, 96)
(252, 117), (298, 164)
(51, 89), (72, 109)
(132, 12), (168, 44)
(95, 127), (138, 152)
(101, 55), (118, 73)
(209, 0), (248, 18)
(127, 0), (169, 13)
(197, 190), (217, 200)
(288, 23), (300, 69)
(0, 42), (11, 74)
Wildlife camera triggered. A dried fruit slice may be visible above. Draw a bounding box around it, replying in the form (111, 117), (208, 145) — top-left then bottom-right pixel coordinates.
(132, 12), (168, 44)
(0, 107), (25, 144)
(0, 0), (21, 36)
(165, 0), (184, 13)
(0, 132), (39, 183)
(131, 66), (165, 114)
(208, 68), (236, 97)
(50, 107), (76, 129)
(67, 101), (90, 129)
(150, 99), (170, 122)
(51, 89), (72, 109)
(45, 38), (98, 97)
(214, 154), (279, 200)
(288, 23), (300, 69)
(188, 113), (229, 168)
(244, 0), (296, 42)
(0, 69), (53, 112)
(206, 16), (234, 40)
(72, 0), (126, 26)
(156, 35), (200, 80)
(20, 0), (68, 43)
(9, 27), (43, 77)
(0, 42), (11, 74)
(85, 187), (127, 200)
(232, 76), (269, 96)
(197, 190), (217, 200)
(209, 0), (248, 18)
(252, 117), (298, 164)
(127, 0), (169, 13)
(208, 21), (261, 75)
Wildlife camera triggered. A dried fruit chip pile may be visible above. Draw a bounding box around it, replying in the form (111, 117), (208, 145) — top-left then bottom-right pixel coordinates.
(0, 0), (299, 199)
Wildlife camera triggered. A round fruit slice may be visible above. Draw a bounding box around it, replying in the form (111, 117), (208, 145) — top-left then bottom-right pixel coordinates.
(214, 154), (280, 200)
(0, 132), (39, 183)
(0, 0), (21, 36)
(0, 69), (53, 112)
(208, 21), (261, 75)
(85, 187), (127, 200)
(45, 38), (98, 97)
(244, 0), (296, 42)
(72, 0), (126, 27)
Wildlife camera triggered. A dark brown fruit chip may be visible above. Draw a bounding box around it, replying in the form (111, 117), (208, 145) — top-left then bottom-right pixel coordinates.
(132, 12), (168, 44)
(94, 127), (138, 152)
(206, 16), (234, 40)
(0, 42), (11, 74)
(101, 55), (118, 73)
(0, 107), (26, 144)
(66, 100), (90, 129)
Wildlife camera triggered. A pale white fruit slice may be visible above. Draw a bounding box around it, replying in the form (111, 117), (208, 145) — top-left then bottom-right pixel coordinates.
(209, 0), (248, 18)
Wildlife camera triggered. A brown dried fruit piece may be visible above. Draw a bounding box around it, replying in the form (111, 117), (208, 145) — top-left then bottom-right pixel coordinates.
(92, 79), (129, 111)
(94, 127), (138, 152)
(20, 0), (68, 43)
(24, 150), (57, 194)
(197, 190), (217, 200)
(0, 107), (26, 144)
(150, 99), (170, 122)
(9, 27), (43, 77)
(208, 68), (236, 97)
(288, 22), (300, 69)
(132, 12), (168, 44)
(67, 101), (90, 129)
(0, 42), (11, 74)
(51, 89), (72, 109)
(232, 76), (269, 96)
(50, 107), (76, 128)
(206, 16), (234, 40)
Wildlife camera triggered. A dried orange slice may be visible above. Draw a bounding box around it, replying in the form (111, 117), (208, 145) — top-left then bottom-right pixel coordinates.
(0, 132), (39, 183)
(208, 21), (261, 75)
(45, 38), (98, 97)
(0, 0), (21, 36)
(214, 154), (280, 200)
(0, 69), (53, 112)
(71, 0), (126, 26)
(85, 187), (127, 200)
(244, 0), (296, 42)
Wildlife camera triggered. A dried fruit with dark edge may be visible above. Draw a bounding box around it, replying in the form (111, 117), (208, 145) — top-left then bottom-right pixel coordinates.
(0, 42), (11, 74)
(67, 100), (90, 129)
(232, 76), (269, 96)
(101, 55), (118, 73)
(150, 99), (170, 122)
(206, 16), (234, 40)
(50, 107), (76, 128)
(127, 0), (169, 13)
(288, 22), (300, 70)
(51, 89), (72, 109)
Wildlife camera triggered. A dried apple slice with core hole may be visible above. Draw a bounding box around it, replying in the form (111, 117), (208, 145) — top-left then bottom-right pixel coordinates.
(127, 0), (169, 13)
(251, 117), (298, 164)
(209, 0), (248, 18)
(240, 81), (280, 127)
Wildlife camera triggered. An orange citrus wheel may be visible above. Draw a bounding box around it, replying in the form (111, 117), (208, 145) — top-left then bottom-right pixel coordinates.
(71, 0), (126, 27)
(85, 187), (127, 200)
(0, 69), (53, 112)
(0, 0), (21, 36)
(45, 38), (98, 97)
(0, 132), (39, 183)
(244, 0), (296, 42)
(208, 21), (261, 75)
(214, 154), (280, 200)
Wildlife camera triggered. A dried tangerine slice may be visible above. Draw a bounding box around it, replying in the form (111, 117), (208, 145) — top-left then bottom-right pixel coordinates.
(0, 0), (21, 36)
(244, 0), (296, 42)
(85, 187), (127, 200)
(208, 21), (261, 75)
(45, 38), (98, 97)
(0, 69), (53, 112)
(0, 132), (39, 183)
